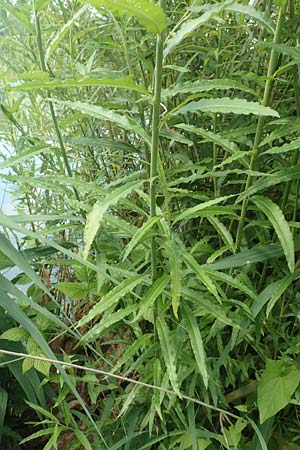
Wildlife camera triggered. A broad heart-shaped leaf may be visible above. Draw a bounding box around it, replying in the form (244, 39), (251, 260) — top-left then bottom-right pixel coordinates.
(175, 98), (279, 117)
(81, 0), (167, 34)
(257, 359), (300, 424)
(156, 317), (180, 396)
(251, 195), (294, 272)
(52, 100), (151, 145)
(83, 180), (143, 259)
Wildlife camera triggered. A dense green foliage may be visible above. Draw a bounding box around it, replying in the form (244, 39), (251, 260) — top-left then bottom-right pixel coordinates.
(0, 0), (300, 448)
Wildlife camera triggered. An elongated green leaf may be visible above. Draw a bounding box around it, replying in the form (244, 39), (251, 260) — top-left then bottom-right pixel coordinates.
(10, 76), (148, 94)
(182, 304), (208, 388)
(174, 195), (235, 224)
(83, 180), (143, 259)
(264, 138), (300, 155)
(225, 3), (274, 32)
(0, 144), (51, 170)
(207, 216), (235, 252)
(161, 79), (256, 99)
(176, 98), (279, 117)
(156, 317), (180, 396)
(175, 123), (240, 155)
(259, 42), (300, 62)
(165, 239), (182, 319)
(239, 165), (300, 200)
(266, 272), (295, 318)
(164, 1), (231, 57)
(0, 387), (7, 446)
(0, 0), (34, 31)
(0, 233), (51, 296)
(0, 292), (103, 440)
(122, 216), (159, 261)
(45, 5), (89, 63)
(131, 275), (169, 323)
(81, 305), (136, 343)
(52, 100), (151, 145)
(206, 269), (257, 302)
(111, 334), (152, 373)
(183, 252), (221, 302)
(258, 360), (300, 424)
(81, 0), (167, 33)
(77, 275), (148, 327)
(74, 428), (93, 450)
(252, 195), (294, 272)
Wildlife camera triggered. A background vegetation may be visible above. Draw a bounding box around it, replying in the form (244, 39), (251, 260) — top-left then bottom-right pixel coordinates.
(0, 0), (300, 448)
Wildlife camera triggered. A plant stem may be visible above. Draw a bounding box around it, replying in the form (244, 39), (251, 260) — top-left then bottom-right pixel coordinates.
(150, 0), (166, 281)
(235, 5), (285, 251)
(33, 5), (81, 205)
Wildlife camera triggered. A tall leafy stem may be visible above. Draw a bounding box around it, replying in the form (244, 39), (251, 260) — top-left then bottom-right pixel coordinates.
(33, 0), (82, 205)
(235, 2), (287, 250)
(150, 0), (166, 282)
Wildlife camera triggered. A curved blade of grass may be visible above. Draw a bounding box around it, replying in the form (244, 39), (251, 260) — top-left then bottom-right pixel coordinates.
(266, 272), (295, 318)
(182, 304), (208, 388)
(0, 291), (106, 445)
(0, 387), (7, 446)
(252, 195), (294, 272)
(207, 216), (235, 253)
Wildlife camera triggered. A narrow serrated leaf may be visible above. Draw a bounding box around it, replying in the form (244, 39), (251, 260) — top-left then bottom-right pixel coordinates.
(182, 304), (208, 388)
(176, 98), (279, 117)
(252, 195), (294, 272)
(156, 317), (180, 396)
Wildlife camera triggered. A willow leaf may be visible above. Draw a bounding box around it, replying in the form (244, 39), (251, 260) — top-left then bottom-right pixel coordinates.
(77, 275), (148, 327)
(81, 305), (136, 343)
(83, 180), (143, 259)
(266, 272), (295, 318)
(52, 100), (151, 145)
(81, 0), (167, 33)
(174, 195), (235, 224)
(122, 216), (160, 261)
(176, 98), (279, 117)
(45, 5), (88, 63)
(161, 79), (256, 99)
(182, 304), (208, 388)
(207, 216), (235, 252)
(131, 275), (169, 323)
(156, 317), (180, 396)
(11, 76), (148, 94)
(252, 196), (294, 272)
(165, 239), (182, 319)
(164, 1), (231, 57)
(183, 252), (221, 302)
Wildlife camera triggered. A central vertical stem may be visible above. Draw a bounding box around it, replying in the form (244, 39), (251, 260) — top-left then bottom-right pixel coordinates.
(150, 0), (166, 281)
